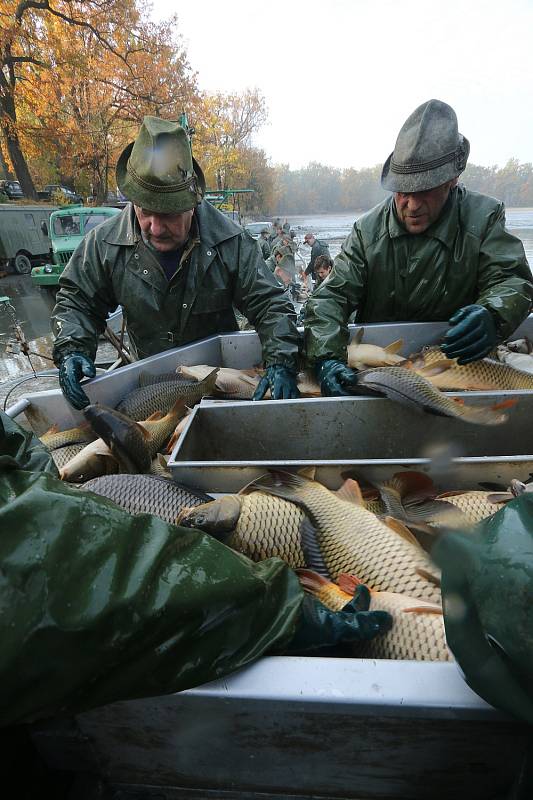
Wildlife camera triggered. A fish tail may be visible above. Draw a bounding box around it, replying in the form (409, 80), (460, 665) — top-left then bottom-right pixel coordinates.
(295, 568), (330, 591)
(337, 573), (367, 595)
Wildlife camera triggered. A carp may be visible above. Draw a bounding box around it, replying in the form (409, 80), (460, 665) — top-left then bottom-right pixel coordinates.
(297, 570), (449, 662)
(81, 474), (212, 524)
(41, 423), (95, 450)
(348, 328), (405, 369)
(180, 471), (441, 602)
(357, 366), (516, 425)
(59, 437), (119, 483)
(84, 404), (152, 474)
(116, 368), (218, 420)
(410, 347), (533, 390)
(178, 364), (262, 399)
(50, 442), (86, 471)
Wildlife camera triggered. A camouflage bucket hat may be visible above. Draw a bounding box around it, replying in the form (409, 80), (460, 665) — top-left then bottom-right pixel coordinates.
(116, 116), (206, 214)
(381, 99), (470, 193)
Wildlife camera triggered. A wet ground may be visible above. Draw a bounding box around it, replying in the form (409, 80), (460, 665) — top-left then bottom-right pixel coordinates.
(0, 273), (120, 419)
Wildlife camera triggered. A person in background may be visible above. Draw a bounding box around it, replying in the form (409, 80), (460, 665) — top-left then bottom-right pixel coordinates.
(258, 227), (271, 259)
(305, 99), (533, 396)
(303, 232), (331, 281)
(51, 116), (300, 406)
(314, 254), (333, 287)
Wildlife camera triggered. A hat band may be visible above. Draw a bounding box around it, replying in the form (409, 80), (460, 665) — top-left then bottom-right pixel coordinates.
(391, 150), (457, 175)
(127, 161), (197, 194)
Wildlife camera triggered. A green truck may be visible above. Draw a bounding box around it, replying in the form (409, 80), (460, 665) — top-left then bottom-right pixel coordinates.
(0, 204), (56, 273)
(31, 204), (120, 290)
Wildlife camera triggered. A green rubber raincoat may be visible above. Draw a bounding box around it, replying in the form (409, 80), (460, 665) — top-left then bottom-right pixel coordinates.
(434, 494), (533, 726)
(0, 414), (303, 727)
(51, 201), (299, 368)
(305, 186), (533, 363)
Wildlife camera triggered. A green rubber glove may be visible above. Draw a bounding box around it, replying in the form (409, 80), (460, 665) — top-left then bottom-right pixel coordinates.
(441, 305), (498, 364)
(316, 358), (359, 396)
(252, 365), (300, 400)
(284, 585), (392, 654)
(58, 352), (96, 410)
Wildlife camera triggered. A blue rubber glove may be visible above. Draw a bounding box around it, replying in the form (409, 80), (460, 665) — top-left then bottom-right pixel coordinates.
(284, 585), (392, 654)
(316, 358), (359, 396)
(252, 365), (300, 400)
(441, 305), (498, 364)
(58, 352), (96, 410)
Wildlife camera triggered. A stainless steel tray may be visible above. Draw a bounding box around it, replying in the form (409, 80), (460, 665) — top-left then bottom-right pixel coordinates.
(11, 315), (533, 434)
(168, 395), (533, 492)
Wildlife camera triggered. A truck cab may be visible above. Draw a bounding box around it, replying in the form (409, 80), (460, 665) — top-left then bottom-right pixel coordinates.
(31, 205), (120, 290)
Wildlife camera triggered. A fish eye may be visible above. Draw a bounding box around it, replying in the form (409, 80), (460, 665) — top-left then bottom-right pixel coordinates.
(194, 514), (207, 526)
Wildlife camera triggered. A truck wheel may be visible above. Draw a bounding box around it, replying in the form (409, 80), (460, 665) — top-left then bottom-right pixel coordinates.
(13, 252), (32, 274)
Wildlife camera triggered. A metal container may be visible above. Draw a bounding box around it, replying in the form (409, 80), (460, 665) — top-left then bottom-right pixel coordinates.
(13, 319), (532, 796)
(168, 395), (533, 492)
(11, 315), (533, 434)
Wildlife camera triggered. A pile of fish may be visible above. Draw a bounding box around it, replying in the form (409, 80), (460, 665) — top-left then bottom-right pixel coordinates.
(178, 467), (532, 662)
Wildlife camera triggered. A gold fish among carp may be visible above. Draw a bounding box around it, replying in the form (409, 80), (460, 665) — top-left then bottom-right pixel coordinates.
(41, 423), (96, 450)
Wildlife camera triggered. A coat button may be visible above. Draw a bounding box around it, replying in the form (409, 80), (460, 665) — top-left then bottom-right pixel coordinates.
(182, 303), (187, 308)
(134, 253), (140, 260)
(143, 269), (148, 275)
(206, 250), (212, 256)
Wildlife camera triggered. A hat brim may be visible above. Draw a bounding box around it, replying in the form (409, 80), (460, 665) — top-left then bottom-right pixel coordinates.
(381, 136), (470, 193)
(116, 141), (206, 214)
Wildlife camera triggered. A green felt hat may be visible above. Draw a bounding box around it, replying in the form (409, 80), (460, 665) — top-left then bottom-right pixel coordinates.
(381, 99), (469, 193)
(116, 116), (205, 213)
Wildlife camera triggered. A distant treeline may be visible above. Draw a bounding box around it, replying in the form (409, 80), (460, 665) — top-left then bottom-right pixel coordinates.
(271, 158), (533, 214)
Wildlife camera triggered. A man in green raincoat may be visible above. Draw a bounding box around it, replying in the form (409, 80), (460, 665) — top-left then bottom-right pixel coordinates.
(305, 100), (533, 396)
(51, 117), (300, 409)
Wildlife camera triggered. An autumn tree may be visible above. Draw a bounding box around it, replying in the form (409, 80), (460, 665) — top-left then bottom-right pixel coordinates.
(0, 1), (197, 199)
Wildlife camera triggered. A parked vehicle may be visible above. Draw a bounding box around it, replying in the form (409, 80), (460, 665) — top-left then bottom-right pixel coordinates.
(30, 205), (120, 290)
(0, 205), (55, 273)
(0, 179), (24, 200)
(40, 184), (83, 204)
(244, 220), (272, 238)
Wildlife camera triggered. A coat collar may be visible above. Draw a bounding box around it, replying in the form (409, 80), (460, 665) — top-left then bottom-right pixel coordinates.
(101, 200), (242, 247)
(387, 186), (460, 247)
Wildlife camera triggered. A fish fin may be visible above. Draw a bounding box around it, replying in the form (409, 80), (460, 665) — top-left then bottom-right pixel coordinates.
(436, 490), (467, 498)
(353, 327), (364, 345)
(43, 424), (59, 436)
(298, 466), (316, 480)
(144, 411), (165, 421)
(238, 471), (274, 495)
(334, 478), (365, 506)
(295, 568), (330, 590)
(361, 487), (380, 501)
(486, 492), (514, 504)
(299, 516), (330, 578)
(402, 605), (443, 615)
(384, 338), (404, 354)
(415, 567), (442, 588)
(387, 471), (437, 502)
(337, 573), (367, 595)
(167, 397), (188, 418)
(491, 398), (518, 411)
(201, 367), (220, 384)
(383, 516), (422, 548)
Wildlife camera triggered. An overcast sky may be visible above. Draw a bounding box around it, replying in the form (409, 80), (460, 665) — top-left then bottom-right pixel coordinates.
(151, 0), (533, 171)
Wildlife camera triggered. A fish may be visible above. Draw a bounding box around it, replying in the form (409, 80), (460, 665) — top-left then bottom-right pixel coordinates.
(347, 328), (406, 369)
(59, 437), (119, 483)
(509, 478), (533, 496)
(178, 492), (308, 567)
(296, 370), (322, 397)
(506, 338), (533, 355)
(409, 491), (514, 528)
(410, 347), (533, 389)
(240, 470), (442, 601)
(41, 423), (96, 450)
(137, 399), (187, 455)
(178, 364), (263, 399)
(116, 368), (219, 420)
(149, 453), (172, 477)
(496, 346), (533, 376)
(357, 366), (517, 425)
(50, 442), (86, 470)
(83, 403), (152, 474)
(81, 474), (213, 524)
(297, 570), (450, 662)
